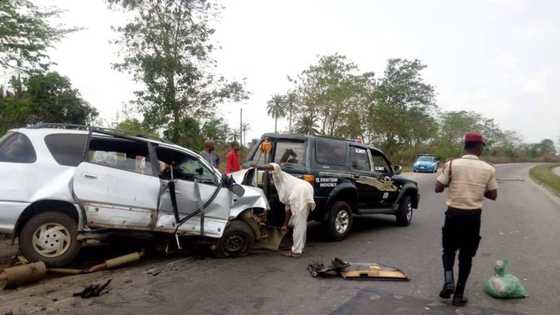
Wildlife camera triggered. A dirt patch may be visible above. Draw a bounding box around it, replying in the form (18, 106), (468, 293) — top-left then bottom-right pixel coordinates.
(0, 237), (17, 268)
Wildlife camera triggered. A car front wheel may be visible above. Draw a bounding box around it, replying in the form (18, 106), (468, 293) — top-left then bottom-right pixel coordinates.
(396, 195), (414, 226)
(19, 211), (81, 267)
(325, 201), (353, 241)
(213, 220), (255, 258)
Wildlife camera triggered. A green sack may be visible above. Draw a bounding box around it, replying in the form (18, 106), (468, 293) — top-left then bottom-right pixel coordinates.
(484, 259), (527, 299)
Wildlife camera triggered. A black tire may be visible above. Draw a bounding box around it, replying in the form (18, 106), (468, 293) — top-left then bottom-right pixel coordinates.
(213, 220), (255, 258)
(396, 195), (414, 226)
(19, 211), (81, 267)
(325, 201), (353, 241)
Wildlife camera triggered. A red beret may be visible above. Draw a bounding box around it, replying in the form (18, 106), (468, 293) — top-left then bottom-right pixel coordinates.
(464, 132), (486, 144)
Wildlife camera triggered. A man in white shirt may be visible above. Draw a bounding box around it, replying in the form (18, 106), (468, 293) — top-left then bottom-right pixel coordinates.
(435, 132), (498, 306)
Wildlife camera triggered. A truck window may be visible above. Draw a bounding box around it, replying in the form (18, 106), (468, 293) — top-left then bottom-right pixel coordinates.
(350, 146), (371, 172)
(316, 139), (347, 166)
(0, 132), (37, 163)
(45, 134), (87, 166)
(275, 140), (305, 169)
(372, 151), (391, 174)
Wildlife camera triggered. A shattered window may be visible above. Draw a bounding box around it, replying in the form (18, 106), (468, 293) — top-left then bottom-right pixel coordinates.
(157, 147), (216, 184)
(88, 137), (154, 176)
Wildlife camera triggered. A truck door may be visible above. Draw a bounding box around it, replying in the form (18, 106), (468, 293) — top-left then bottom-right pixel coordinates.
(349, 146), (378, 208)
(371, 150), (399, 207)
(73, 136), (160, 229)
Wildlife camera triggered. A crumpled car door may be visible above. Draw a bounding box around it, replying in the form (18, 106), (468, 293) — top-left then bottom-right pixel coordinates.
(73, 162), (160, 229)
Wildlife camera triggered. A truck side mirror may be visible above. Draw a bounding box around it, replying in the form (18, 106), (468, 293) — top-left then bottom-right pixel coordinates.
(393, 165), (402, 175)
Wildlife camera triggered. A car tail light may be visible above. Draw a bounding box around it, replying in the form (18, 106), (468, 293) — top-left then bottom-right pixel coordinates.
(303, 174), (315, 186)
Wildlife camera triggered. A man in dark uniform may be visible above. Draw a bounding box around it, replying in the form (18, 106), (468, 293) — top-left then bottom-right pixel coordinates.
(435, 132), (498, 306)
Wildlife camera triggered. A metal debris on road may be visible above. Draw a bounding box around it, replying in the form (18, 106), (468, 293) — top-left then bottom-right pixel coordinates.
(307, 257), (409, 281)
(0, 261), (47, 289)
(1, 251), (144, 289)
(73, 279), (112, 299)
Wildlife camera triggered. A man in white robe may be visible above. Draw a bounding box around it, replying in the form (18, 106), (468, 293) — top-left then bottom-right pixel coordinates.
(257, 163), (315, 256)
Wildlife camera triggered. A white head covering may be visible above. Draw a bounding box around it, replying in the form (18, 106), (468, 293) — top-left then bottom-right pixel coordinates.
(269, 163), (316, 214)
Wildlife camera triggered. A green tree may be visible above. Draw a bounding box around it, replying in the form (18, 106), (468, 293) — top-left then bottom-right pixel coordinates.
(109, 0), (247, 144)
(370, 59), (437, 156)
(0, 0), (76, 72)
(0, 72), (97, 134)
(266, 94), (286, 133)
(115, 118), (158, 138)
(295, 114), (319, 135)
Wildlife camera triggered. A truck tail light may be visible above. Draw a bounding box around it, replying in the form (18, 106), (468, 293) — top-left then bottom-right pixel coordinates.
(303, 174), (315, 186)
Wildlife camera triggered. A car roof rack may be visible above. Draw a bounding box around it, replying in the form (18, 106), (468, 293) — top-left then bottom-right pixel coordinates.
(27, 123), (90, 130)
(27, 123), (172, 144)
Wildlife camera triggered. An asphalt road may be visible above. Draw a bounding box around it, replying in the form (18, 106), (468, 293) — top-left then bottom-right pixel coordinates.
(1, 163), (559, 315)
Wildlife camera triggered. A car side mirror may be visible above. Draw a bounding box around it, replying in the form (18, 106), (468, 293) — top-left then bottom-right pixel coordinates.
(393, 165), (402, 175)
(230, 183), (245, 197)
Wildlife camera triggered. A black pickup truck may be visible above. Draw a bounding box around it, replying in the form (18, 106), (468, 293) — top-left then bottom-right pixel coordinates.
(243, 133), (420, 240)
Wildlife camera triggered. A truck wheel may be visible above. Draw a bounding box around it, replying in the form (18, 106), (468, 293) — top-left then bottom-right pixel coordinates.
(213, 220), (255, 258)
(396, 195), (414, 226)
(19, 211), (81, 267)
(326, 201), (353, 241)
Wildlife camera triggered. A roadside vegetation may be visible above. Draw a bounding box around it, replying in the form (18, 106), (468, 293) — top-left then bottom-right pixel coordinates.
(1, 0), (559, 166)
(530, 164), (560, 196)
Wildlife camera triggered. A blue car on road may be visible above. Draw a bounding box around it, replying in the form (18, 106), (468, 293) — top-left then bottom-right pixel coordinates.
(412, 155), (439, 173)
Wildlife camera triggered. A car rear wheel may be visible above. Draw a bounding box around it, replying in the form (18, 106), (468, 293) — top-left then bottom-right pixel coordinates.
(213, 220), (255, 258)
(396, 195), (414, 226)
(19, 211), (81, 267)
(325, 201), (353, 241)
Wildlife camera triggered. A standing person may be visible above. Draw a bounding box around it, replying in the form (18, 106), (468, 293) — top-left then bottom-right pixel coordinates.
(435, 132), (498, 306)
(255, 163), (315, 257)
(226, 142), (241, 174)
(200, 140), (220, 168)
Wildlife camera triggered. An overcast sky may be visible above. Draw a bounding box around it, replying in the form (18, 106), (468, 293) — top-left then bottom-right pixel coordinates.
(33, 0), (560, 143)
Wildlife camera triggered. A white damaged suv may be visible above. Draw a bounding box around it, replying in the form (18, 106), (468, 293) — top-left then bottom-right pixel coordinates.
(0, 124), (270, 266)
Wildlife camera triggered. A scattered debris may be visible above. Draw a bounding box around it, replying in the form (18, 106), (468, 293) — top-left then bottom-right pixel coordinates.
(73, 279), (112, 299)
(307, 257), (409, 281)
(0, 261), (47, 289)
(1, 251), (144, 289)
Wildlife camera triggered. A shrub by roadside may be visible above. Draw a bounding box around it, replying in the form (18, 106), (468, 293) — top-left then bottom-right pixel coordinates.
(530, 164), (560, 196)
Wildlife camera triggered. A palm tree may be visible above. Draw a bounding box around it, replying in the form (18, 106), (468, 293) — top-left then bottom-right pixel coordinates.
(295, 114), (319, 135)
(266, 94), (286, 133)
(285, 91), (297, 133)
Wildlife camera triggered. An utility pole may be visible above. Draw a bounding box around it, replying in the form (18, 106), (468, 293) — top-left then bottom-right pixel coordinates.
(240, 107), (243, 147)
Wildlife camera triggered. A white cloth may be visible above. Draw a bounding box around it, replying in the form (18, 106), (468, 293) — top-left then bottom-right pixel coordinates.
(269, 163), (315, 254)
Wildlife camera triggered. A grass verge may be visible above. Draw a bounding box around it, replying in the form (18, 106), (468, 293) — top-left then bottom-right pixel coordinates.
(529, 164), (560, 196)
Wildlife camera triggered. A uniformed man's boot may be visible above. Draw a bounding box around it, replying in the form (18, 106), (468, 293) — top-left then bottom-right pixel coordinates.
(452, 284), (468, 306)
(439, 270), (455, 299)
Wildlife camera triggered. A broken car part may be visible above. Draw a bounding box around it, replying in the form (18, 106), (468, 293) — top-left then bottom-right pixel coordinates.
(308, 257), (409, 281)
(0, 261), (47, 289)
(73, 279), (112, 298)
(1, 251), (143, 289)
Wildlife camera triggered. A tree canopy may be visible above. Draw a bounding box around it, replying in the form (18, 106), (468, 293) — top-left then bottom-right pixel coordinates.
(0, 0), (76, 73)
(0, 72), (98, 134)
(109, 0), (247, 145)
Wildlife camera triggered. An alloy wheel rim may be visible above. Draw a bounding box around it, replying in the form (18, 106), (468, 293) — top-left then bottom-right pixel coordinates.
(335, 210), (350, 234)
(406, 202), (413, 222)
(32, 223), (71, 258)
